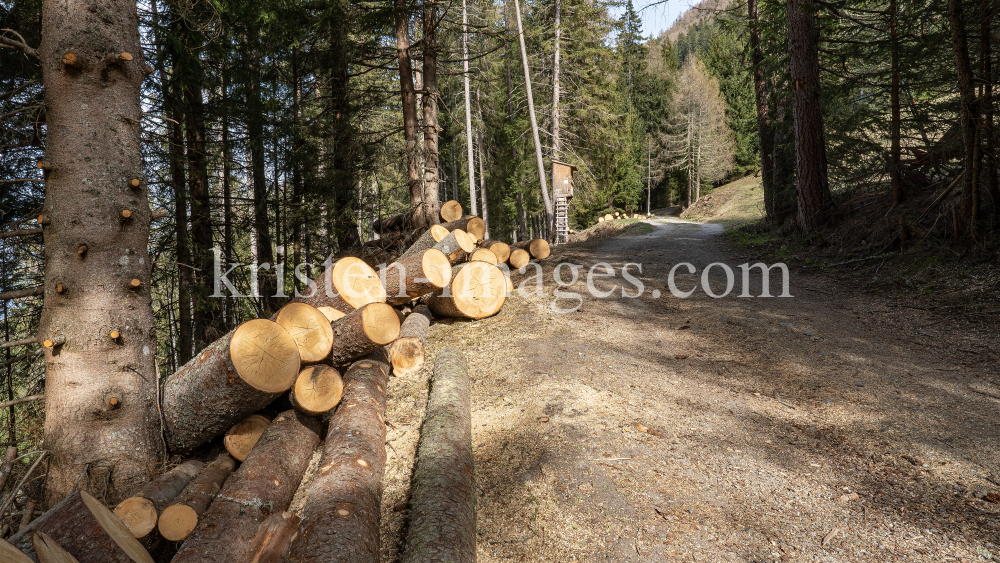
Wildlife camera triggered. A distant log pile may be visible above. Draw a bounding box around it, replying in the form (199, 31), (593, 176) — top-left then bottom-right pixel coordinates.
(4, 202), (548, 562)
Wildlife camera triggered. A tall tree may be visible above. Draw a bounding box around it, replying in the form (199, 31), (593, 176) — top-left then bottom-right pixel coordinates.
(949, 0), (980, 236)
(396, 0), (424, 228)
(36, 0), (162, 506)
(748, 0), (777, 220)
(423, 0), (442, 225)
(787, 0), (832, 232)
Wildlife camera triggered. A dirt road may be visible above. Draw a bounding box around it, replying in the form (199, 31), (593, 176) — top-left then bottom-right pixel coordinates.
(379, 215), (1000, 563)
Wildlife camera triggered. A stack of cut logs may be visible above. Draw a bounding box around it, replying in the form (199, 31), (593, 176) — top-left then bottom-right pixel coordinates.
(1, 201), (549, 563)
(596, 211), (644, 224)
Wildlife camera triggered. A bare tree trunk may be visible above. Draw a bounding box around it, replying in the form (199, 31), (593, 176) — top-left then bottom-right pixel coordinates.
(462, 0), (477, 215)
(423, 0), (442, 227)
(552, 0), (562, 160)
(981, 0), (997, 212)
(512, 0), (554, 232)
(890, 0), (904, 204)
(477, 120), (489, 238)
(248, 60), (278, 312)
(38, 0), (162, 505)
(749, 0), (776, 220)
(950, 0), (980, 236)
(222, 52), (234, 330)
(396, 0), (425, 229)
(170, 91), (193, 365)
(787, 0), (833, 232)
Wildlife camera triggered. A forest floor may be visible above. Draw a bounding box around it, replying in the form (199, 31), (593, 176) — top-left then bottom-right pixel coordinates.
(375, 186), (1000, 562)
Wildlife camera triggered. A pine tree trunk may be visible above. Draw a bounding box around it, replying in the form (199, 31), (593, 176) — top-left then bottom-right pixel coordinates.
(169, 89), (193, 365)
(36, 0), (162, 506)
(748, 0), (777, 221)
(890, 0), (904, 204)
(248, 60), (278, 311)
(949, 0), (980, 236)
(399, 348), (475, 563)
(787, 0), (833, 232)
(552, 0), (562, 160)
(396, 0), (425, 229)
(171, 411), (321, 563)
(981, 0), (998, 212)
(423, 0), (442, 227)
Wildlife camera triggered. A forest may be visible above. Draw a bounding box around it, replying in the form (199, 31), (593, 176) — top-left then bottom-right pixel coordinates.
(1, 0), (1000, 558)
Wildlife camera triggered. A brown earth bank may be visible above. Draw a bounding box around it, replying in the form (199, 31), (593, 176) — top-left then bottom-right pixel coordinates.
(376, 213), (1000, 563)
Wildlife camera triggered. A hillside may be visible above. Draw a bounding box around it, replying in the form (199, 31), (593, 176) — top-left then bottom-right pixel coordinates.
(661, 0), (733, 42)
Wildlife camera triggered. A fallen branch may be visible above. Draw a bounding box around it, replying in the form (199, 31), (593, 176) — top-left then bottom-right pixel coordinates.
(0, 286), (43, 301)
(0, 227), (42, 240)
(0, 394), (43, 410)
(0, 336), (39, 350)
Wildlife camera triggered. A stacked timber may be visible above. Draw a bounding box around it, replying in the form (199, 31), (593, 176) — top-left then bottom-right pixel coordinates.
(3, 202), (551, 563)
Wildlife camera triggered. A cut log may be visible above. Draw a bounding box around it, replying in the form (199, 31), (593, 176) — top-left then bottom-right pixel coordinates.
(399, 348), (475, 563)
(171, 411), (321, 563)
(10, 491), (154, 563)
(163, 319), (300, 455)
(430, 231), (475, 262)
(507, 248), (530, 269)
(512, 238), (550, 259)
(293, 257), (386, 314)
(224, 414), (272, 462)
(429, 224), (450, 242)
(440, 216), (486, 241)
(285, 356), (389, 563)
(381, 248), (451, 306)
(32, 532), (79, 563)
(316, 306), (345, 322)
(157, 453), (237, 542)
(466, 248), (498, 265)
(440, 200), (463, 223)
(603, 213), (612, 221)
(236, 512), (301, 563)
(328, 303), (400, 365)
(480, 240), (510, 263)
(289, 365), (344, 415)
(386, 305), (431, 376)
(0, 538), (33, 563)
(113, 460), (205, 539)
(274, 303), (335, 363)
(427, 262), (506, 320)
(372, 212), (412, 234)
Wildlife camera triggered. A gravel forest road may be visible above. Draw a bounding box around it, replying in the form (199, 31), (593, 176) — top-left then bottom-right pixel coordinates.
(378, 215), (1000, 563)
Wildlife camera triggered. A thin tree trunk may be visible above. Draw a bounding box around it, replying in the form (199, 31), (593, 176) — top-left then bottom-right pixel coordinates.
(423, 0), (442, 226)
(477, 110), (489, 237)
(950, 0), (980, 236)
(396, 0), (425, 229)
(552, 0), (562, 160)
(787, 0), (833, 232)
(981, 0), (997, 212)
(222, 52), (234, 330)
(329, 4), (360, 250)
(248, 60), (278, 311)
(462, 0), (477, 215)
(170, 95), (193, 365)
(512, 0), (554, 232)
(748, 0), (776, 220)
(890, 0), (904, 204)
(37, 0), (162, 505)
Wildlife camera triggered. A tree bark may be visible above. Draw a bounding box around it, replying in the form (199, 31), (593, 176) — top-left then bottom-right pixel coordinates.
(982, 0), (998, 212)
(171, 411), (321, 563)
(399, 348), (475, 563)
(387, 304), (432, 376)
(462, 0), (477, 216)
(328, 303), (401, 365)
(286, 356), (389, 563)
(169, 91), (193, 365)
(890, 0), (904, 204)
(237, 512), (301, 563)
(950, 0), (981, 236)
(37, 0), (162, 506)
(248, 59), (278, 311)
(381, 249), (451, 306)
(787, 0), (833, 232)
(162, 319), (301, 454)
(113, 459), (205, 539)
(158, 453), (237, 542)
(396, 0), (425, 229)
(423, 0), (442, 226)
(11, 491), (154, 563)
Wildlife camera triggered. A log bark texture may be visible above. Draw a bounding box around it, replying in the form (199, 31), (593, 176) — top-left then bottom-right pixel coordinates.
(158, 453), (237, 542)
(386, 305), (431, 376)
(381, 249), (451, 306)
(113, 459), (204, 539)
(286, 356), (389, 563)
(236, 512), (301, 563)
(162, 320), (300, 455)
(328, 304), (401, 365)
(399, 348), (475, 563)
(171, 411), (321, 563)
(10, 491), (154, 563)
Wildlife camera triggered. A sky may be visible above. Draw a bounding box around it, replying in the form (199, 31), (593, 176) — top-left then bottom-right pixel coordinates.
(635, 0), (692, 38)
